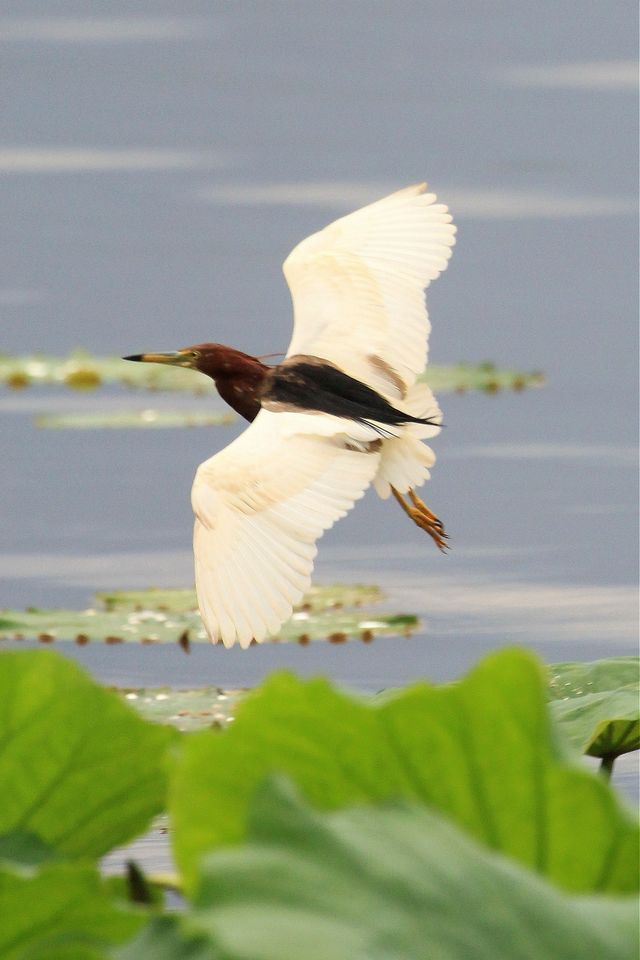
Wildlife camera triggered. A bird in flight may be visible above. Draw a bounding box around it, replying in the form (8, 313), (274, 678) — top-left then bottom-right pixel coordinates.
(125, 183), (456, 647)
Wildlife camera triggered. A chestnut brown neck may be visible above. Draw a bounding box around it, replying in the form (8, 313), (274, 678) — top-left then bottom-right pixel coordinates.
(192, 344), (269, 423)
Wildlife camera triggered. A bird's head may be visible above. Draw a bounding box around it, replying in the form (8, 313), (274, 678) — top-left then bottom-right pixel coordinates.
(123, 343), (268, 381)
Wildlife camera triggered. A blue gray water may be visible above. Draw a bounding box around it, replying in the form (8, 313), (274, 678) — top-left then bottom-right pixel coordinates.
(1, 5), (637, 693)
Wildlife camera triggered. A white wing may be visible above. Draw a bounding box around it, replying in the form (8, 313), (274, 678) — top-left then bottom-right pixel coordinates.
(283, 183), (456, 400)
(191, 410), (381, 648)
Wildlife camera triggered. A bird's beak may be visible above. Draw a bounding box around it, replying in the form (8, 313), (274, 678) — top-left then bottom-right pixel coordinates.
(122, 351), (196, 367)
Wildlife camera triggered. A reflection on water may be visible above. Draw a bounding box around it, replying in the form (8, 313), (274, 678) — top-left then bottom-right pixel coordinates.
(504, 60), (639, 90)
(446, 443), (638, 464)
(382, 575), (638, 643)
(102, 816), (174, 880)
(0, 148), (225, 173)
(0, 17), (204, 43)
(198, 181), (637, 219)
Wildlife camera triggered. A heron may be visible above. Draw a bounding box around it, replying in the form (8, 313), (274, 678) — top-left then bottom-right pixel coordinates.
(124, 183), (456, 648)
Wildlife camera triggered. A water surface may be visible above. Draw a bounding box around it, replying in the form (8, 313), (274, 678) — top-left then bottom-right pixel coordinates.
(1, 3), (637, 810)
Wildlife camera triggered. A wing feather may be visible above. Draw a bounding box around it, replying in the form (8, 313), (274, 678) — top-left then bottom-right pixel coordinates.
(284, 184), (455, 399)
(283, 182), (455, 399)
(191, 410), (380, 647)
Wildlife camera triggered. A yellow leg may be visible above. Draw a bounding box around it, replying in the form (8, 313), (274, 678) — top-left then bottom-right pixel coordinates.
(391, 486), (449, 552)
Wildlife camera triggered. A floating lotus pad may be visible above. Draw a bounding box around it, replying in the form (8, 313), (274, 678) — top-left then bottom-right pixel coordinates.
(0, 584), (416, 646)
(35, 409), (236, 429)
(116, 657), (640, 748)
(97, 583), (383, 612)
(0, 351), (215, 393)
(548, 658), (639, 762)
(118, 686), (244, 732)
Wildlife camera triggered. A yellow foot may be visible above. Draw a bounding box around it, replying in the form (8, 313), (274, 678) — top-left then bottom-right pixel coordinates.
(391, 487), (449, 552)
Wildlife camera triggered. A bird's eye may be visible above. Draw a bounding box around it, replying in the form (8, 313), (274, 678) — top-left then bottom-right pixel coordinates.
(179, 349), (201, 363)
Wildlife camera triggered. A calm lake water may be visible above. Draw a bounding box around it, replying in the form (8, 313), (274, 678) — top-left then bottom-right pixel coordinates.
(1, 2), (638, 818)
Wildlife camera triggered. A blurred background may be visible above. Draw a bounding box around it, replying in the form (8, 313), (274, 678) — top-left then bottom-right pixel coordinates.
(0, 3), (637, 696)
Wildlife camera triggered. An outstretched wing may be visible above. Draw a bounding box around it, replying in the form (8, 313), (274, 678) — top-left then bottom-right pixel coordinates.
(191, 411), (381, 648)
(283, 183), (456, 400)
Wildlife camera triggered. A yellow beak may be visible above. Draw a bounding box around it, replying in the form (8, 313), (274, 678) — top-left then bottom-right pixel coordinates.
(122, 351), (194, 367)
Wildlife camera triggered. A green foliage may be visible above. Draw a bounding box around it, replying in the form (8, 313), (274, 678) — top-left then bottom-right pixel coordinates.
(549, 658), (639, 699)
(0, 648), (636, 959)
(0, 831), (60, 868)
(0, 862), (142, 960)
(549, 659), (639, 761)
(178, 778), (638, 960)
(0, 650), (175, 859)
(115, 916), (215, 960)
(0, 350), (545, 395)
(170, 650), (638, 895)
(0, 584), (415, 646)
(117, 655), (640, 739)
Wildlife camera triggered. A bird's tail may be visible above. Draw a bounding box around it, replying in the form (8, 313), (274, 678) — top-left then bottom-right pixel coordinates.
(396, 382), (442, 436)
(373, 382), (441, 498)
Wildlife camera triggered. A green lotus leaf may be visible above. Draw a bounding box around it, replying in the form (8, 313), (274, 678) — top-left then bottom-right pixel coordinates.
(174, 778), (638, 960)
(549, 659), (639, 699)
(0, 831), (59, 869)
(0, 861), (142, 960)
(549, 658), (639, 761)
(0, 650), (175, 859)
(115, 916), (214, 960)
(170, 650), (639, 894)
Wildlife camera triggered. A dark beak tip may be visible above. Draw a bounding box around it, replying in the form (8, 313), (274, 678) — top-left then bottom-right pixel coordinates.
(122, 354), (143, 362)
